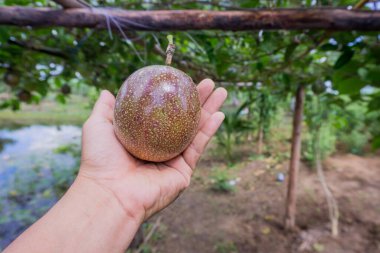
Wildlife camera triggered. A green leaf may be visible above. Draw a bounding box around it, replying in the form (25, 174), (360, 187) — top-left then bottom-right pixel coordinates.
(334, 77), (365, 94)
(369, 45), (380, 64)
(10, 99), (20, 111)
(366, 67), (380, 87)
(282, 73), (291, 86)
(0, 27), (10, 42)
(334, 48), (354, 69)
(203, 39), (216, 64)
(368, 95), (380, 112)
(55, 94), (66, 104)
(4, 0), (31, 5)
(332, 60), (365, 95)
(372, 135), (380, 150)
(284, 43), (298, 62)
(256, 61), (264, 71)
(320, 43), (339, 51)
(261, 33), (277, 53)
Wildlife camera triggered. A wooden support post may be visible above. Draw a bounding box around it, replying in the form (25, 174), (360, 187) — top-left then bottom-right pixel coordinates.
(284, 85), (305, 230)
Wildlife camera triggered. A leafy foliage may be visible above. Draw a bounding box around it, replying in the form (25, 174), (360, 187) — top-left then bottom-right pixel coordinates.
(252, 87), (281, 142)
(210, 169), (235, 193)
(214, 240), (238, 253)
(1, 0), (379, 181)
(1, 1), (380, 250)
(216, 92), (255, 162)
(303, 91), (337, 165)
(0, 1), (378, 105)
(336, 102), (380, 154)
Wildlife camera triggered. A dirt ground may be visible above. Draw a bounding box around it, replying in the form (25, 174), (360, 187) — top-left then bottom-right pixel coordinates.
(140, 146), (380, 253)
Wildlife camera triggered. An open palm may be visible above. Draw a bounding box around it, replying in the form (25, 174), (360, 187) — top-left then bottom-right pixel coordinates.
(79, 79), (227, 221)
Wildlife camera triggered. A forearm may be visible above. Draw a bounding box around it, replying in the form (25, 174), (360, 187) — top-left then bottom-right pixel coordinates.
(5, 176), (143, 253)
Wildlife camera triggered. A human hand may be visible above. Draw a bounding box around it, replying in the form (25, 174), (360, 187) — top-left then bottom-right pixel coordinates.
(4, 79), (227, 253)
(79, 79), (227, 223)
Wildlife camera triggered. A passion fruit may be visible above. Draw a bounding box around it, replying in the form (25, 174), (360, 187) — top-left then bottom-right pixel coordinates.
(61, 83), (71, 95)
(17, 89), (32, 102)
(4, 71), (20, 87)
(114, 65), (200, 162)
(114, 35), (200, 162)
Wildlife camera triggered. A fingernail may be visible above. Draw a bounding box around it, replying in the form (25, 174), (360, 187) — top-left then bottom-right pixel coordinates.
(214, 111), (225, 122)
(100, 90), (107, 96)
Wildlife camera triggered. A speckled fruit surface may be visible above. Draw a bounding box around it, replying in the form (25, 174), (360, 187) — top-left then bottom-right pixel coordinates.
(114, 65), (201, 162)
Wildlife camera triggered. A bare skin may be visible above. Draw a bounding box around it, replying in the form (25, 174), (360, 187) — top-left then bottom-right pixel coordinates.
(4, 79), (227, 253)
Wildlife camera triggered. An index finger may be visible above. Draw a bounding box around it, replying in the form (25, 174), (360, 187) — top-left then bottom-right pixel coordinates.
(183, 111), (225, 169)
(197, 79), (215, 105)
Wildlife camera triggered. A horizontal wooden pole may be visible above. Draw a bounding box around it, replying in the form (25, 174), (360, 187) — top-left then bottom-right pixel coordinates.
(0, 7), (380, 31)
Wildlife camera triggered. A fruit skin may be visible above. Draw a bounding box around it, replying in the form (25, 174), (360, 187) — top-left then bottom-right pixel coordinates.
(114, 65), (201, 162)
(61, 83), (71, 95)
(312, 81), (326, 95)
(17, 89), (31, 102)
(4, 71), (20, 87)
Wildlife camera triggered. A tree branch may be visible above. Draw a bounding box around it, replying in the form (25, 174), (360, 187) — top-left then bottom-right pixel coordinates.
(354, 0), (370, 9)
(8, 38), (69, 59)
(53, 0), (90, 9)
(0, 7), (380, 31)
(287, 0), (371, 66)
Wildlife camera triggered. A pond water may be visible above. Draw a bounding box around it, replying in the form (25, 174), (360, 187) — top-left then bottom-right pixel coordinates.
(0, 125), (82, 249)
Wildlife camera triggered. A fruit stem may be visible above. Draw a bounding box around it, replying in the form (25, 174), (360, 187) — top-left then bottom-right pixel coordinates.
(165, 35), (175, 65)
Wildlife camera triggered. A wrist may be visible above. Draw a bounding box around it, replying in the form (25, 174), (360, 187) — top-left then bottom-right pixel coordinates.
(65, 175), (144, 252)
(5, 171), (144, 253)
(74, 173), (145, 225)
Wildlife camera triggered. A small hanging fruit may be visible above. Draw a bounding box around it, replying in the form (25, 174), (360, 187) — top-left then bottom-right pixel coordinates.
(114, 35), (201, 162)
(61, 83), (71, 95)
(4, 71), (20, 87)
(312, 81), (326, 95)
(17, 89), (32, 102)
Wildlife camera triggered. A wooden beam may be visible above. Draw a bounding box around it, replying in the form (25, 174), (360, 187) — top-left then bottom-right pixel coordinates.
(0, 7), (380, 31)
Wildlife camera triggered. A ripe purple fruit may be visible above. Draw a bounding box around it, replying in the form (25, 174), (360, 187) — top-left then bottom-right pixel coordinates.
(17, 89), (31, 102)
(114, 65), (201, 162)
(61, 83), (71, 95)
(4, 71), (20, 87)
(114, 35), (201, 162)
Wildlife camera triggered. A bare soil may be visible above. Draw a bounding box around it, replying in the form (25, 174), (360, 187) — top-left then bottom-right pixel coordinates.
(145, 149), (380, 253)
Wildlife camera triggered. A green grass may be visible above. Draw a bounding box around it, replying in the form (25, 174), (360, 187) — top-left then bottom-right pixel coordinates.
(214, 241), (238, 253)
(0, 95), (91, 126)
(210, 168), (236, 193)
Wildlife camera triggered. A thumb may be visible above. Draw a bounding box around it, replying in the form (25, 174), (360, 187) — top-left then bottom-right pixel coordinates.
(82, 90), (116, 146)
(81, 90), (118, 166)
(90, 90), (116, 123)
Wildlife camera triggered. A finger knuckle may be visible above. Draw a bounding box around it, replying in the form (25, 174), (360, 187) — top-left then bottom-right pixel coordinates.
(83, 118), (93, 130)
(183, 176), (191, 188)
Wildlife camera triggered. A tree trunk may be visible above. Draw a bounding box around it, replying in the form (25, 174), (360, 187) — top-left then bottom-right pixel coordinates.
(257, 124), (263, 155)
(1, 7), (380, 31)
(226, 132), (232, 162)
(284, 85), (305, 231)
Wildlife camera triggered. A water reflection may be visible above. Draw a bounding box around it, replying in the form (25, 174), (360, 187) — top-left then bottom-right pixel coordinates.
(0, 125), (80, 164)
(0, 138), (15, 153)
(0, 125), (82, 249)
